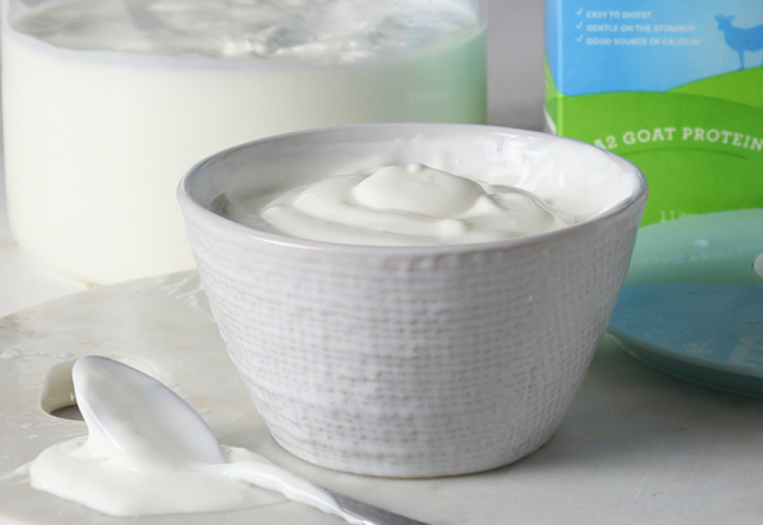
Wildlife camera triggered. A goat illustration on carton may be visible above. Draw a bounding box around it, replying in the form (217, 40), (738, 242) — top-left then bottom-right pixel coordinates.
(716, 14), (763, 69)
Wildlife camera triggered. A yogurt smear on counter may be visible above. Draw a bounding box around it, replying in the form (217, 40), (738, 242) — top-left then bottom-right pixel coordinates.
(30, 440), (286, 516)
(224, 163), (575, 246)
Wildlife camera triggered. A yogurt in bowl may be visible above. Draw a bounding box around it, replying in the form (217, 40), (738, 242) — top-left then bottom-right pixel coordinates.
(178, 123), (647, 477)
(224, 162), (573, 246)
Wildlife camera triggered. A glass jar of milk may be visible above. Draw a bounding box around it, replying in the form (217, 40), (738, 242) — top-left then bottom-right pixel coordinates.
(1, 0), (486, 284)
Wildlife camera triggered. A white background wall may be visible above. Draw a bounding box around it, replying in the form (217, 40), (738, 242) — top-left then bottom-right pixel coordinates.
(487, 0), (545, 131)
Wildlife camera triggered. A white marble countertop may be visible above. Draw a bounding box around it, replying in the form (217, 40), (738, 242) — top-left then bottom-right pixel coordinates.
(2, 2), (762, 523)
(2, 272), (762, 525)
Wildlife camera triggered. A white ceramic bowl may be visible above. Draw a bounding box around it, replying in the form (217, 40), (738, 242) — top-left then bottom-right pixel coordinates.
(177, 124), (647, 477)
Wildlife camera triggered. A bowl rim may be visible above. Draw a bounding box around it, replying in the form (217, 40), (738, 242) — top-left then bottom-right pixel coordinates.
(177, 122), (648, 256)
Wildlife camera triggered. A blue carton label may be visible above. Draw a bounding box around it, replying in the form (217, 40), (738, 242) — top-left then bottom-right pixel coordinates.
(546, 0), (763, 95)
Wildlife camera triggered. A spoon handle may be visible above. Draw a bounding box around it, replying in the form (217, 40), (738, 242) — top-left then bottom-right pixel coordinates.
(322, 487), (432, 525)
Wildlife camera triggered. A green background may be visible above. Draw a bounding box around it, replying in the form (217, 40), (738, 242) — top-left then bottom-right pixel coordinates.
(546, 67), (763, 225)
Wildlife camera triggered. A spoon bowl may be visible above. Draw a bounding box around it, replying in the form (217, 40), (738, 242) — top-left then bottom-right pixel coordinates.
(73, 356), (225, 468)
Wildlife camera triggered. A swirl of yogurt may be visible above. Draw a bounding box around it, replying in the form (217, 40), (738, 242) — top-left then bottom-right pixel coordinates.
(255, 163), (573, 246)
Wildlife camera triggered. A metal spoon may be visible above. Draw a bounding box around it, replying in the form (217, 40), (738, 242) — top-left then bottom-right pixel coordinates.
(73, 356), (430, 525)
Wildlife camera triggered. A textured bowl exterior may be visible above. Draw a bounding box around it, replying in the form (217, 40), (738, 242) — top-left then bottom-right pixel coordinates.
(178, 125), (647, 477)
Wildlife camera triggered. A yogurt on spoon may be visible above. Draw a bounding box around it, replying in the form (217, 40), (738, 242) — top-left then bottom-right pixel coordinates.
(29, 356), (415, 523)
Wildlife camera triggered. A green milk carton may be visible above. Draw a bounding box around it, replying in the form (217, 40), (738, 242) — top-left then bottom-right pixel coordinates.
(545, 0), (763, 224)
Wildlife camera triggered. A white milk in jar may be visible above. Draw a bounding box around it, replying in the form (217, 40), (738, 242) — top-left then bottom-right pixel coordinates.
(1, 0), (486, 284)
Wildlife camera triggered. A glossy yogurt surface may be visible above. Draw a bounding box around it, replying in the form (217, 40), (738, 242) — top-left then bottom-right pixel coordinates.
(225, 163), (576, 246)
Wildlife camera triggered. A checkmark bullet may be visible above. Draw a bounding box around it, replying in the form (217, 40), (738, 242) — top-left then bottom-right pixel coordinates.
(577, 21), (584, 28)
(576, 8), (584, 15)
(577, 34), (584, 42)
